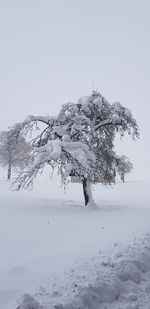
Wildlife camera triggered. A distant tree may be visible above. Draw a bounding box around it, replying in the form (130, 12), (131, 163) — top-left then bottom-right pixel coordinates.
(116, 155), (133, 182)
(11, 91), (139, 205)
(0, 130), (31, 180)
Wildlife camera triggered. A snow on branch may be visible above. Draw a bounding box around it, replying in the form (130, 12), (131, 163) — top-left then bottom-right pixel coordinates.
(13, 115), (55, 135)
(94, 117), (122, 130)
(11, 91), (139, 202)
(13, 138), (95, 190)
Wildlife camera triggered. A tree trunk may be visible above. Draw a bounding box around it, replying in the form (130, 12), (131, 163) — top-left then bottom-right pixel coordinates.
(82, 178), (94, 206)
(7, 163), (11, 180)
(121, 172), (125, 183)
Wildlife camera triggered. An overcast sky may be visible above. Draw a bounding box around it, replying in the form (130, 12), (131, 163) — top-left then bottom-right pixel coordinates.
(0, 0), (150, 180)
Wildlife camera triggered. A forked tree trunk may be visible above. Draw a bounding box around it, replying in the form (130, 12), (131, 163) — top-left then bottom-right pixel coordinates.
(7, 163), (12, 180)
(82, 177), (94, 206)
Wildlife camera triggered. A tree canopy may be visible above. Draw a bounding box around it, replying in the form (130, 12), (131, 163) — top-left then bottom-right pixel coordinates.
(11, 91), (139, 205)
(0, 130), (31, 180)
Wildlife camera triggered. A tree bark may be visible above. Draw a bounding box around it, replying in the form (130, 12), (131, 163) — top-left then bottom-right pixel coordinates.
(82, 178), (94, 206)
(7, 163), (11, 180)
(121, 172), (125, 183)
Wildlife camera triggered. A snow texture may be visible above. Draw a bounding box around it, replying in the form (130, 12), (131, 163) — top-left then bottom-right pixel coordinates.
(0, 176), (150, 309)
(16, 294), (42, 309)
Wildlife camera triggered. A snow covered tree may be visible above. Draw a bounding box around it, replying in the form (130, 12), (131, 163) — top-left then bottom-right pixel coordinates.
(115, 155), (133, 182)
(11, 91), (139, 205)
(0, 130), (32, 180)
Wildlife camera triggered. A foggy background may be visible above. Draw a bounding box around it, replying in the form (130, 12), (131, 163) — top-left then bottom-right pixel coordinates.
(0, 0), (149, 181)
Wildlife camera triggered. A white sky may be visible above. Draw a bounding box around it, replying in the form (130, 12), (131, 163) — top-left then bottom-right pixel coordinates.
(0, 0), (150, 180)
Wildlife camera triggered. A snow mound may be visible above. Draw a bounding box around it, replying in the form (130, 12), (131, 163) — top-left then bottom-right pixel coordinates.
(16, 294), (42, 309)
(53, 241), (150, 309)
(80, 280), (120, 306)
(116, 260), (142, 284)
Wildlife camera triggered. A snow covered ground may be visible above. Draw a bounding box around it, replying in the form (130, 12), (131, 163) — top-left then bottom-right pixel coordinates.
(0, 175), (150, 309)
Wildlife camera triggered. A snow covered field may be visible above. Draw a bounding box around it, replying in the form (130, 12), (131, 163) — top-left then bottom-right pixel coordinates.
(0, 176), (150, 309)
